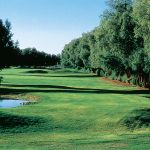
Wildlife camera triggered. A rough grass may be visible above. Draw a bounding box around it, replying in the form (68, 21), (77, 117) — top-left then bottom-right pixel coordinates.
(0, 68), (150, 150)
(120, 108), (150, 129)
(0, 112), (45, 133)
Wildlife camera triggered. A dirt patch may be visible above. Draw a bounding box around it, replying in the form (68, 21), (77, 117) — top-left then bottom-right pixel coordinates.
(0, 94), (39, 102)
(101, 77), (150, 90)
(101, 77), (132, 87)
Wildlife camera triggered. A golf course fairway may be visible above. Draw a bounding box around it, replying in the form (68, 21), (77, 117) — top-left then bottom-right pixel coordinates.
(0, 68), (150, 150)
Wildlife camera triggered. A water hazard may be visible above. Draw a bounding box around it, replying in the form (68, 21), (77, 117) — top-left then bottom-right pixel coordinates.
(0, 99), (29, 108)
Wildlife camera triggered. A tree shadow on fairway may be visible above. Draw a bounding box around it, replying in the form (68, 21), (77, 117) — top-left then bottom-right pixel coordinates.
(0, 111), (96, 133)
(0, 112), (46, 133)
(1, 83), (102, 90)
(0, 84), (150, 95)
(25, 70), (48, 74)
(120, 108), (150, 130)
(143, 96), (150, 99)
(45, 74), (98, 78)
(0, 73), (97, 78)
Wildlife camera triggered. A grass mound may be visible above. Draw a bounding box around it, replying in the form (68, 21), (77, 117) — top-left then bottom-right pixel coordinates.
(120, 108), (150, 129)
(0, 112), (45, 133)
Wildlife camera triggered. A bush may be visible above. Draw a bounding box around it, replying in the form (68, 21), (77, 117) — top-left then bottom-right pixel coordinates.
(130, 75), (138, 85)
(120, 74), (128, 83)
(100, 70), (105, 77)
(109, 71), (116, 80)
(104, 72), (109, 77)
(96, 69), (101, 76)
(80, 68), (86, 73)
(86, 68), (91, 73)
(120, 108), (150, 129)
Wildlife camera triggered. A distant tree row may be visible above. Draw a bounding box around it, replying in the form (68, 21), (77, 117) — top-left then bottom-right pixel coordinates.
(61, 0), (150, 88)
(18, 48), (60, 68)
(0, 19), (60, 69)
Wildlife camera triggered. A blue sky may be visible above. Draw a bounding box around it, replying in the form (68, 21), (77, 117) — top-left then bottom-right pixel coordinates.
(0, 0), (107, 54)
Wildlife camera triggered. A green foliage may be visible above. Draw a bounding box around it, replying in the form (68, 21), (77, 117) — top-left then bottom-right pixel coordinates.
(0, 19), (18, 68)
(121, 108), (150, 129)
(120, 74), (128, 83)
(21, 48), (60, 67)
(100, 69), (105, 77)
(95, 69), (100, 76)
(0, 19), (60, 69)
(133, 0), (150, 50)
(109, 70), (117, 80)
(103, 55), (125, 74)
(61, 0), (150, 88)
(130, 74), (137, 85)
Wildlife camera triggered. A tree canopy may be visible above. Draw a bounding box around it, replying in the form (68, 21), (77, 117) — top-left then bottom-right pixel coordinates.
(61, 0), (150, 88)
(0, 20), (60, 69)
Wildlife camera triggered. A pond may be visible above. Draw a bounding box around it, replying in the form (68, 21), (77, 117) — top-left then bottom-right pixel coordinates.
(0, 99), (29, 108)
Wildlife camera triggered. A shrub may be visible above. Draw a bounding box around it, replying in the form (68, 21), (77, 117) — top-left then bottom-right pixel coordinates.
(96, 69), (100, 76)
(120, 108), (150, 129)
(109, 71), (116, 80)
(130, 75), (138, 85)
(100, 70), (105, 77)
(86, 68), (91, 73)
(120, 74), (128, 83)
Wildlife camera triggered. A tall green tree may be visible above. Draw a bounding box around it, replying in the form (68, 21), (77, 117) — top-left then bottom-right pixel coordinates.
(0, 19), (17, 83)
(0, 19), (15, 68)
(61, 0), (150, 87)
(133, 0), (150, 50)
(103, 0), (135, 71)
(131, 0), (150, 86)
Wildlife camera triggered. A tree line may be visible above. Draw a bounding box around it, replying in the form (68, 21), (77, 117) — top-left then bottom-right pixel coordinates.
(18, 48), (60, 68)
(0, 19), (60, 69)
(61, 0), (150, 88)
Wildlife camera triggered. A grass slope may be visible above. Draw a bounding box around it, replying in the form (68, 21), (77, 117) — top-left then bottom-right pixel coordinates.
(0, 68), (150, 150)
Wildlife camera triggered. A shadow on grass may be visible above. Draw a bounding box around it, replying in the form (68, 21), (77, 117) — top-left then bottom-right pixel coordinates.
(1, 84), (101, 90)
(0, 84), (150, 95)
(120, 108), (150, 129)
(0, 112), (45, 133)
(0, 73), (97, 78)
(25, 70), (48, 74)
(46, 75), (97, 78)
(0, 111), (95, 133)
(143, 96), (150, 99)
(54, 70), (85, 74)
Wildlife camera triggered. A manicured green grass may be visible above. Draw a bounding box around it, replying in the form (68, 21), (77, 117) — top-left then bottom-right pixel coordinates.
(0, 68), (150, 150)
